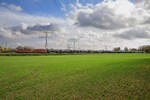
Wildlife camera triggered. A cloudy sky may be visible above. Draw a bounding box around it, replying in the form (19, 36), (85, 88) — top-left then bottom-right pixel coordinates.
(0, 0), (150, 50)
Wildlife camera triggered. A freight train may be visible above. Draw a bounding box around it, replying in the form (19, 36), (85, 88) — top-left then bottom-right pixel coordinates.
(16, 49), (145, 54)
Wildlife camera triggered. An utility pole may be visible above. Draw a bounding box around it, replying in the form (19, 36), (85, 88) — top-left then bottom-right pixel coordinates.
(105, 45), (108, 51)
(4, 41), (7, 52)
(73, 40), (76, 50)
(78, 40), (80, 50)
(45, 32), (48, 50)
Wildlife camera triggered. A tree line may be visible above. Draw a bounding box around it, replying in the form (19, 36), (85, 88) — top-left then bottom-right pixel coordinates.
(113, 45), (150, 53)
(1, 45), (150, 53)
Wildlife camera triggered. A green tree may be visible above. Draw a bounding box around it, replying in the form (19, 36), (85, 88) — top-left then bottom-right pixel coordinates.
(139, 45), (150, 53)
(124, 47), (128, 51)
(130, 48), (137, 52)
(0, 46), (5, 53)
(23, 46), (33, 50)
(113, 47), (121, 51)
(16, 46), (24, 50)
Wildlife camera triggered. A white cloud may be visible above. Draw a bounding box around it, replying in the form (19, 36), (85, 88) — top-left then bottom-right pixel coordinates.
(9, 4), (22, 11)
(135, 0), (150, 9)
(70, 0), (150, 31)
(0, 0), (150, 49)
(60, 0), (67, 12)
(114, 27), (150, 40)
(0, 3), (22, 11)
(0, 7), (65, 27)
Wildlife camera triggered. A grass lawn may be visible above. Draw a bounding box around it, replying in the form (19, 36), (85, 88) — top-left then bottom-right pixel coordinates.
(0, 54), (150, 100)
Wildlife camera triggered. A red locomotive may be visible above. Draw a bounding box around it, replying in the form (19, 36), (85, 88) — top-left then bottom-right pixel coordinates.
(33, 49), (47, 53)
(16, 49), (47, 53)
(16, 49), (33, 53)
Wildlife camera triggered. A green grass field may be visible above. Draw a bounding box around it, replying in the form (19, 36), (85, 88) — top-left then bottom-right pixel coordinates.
(0, 54), (150, 100)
